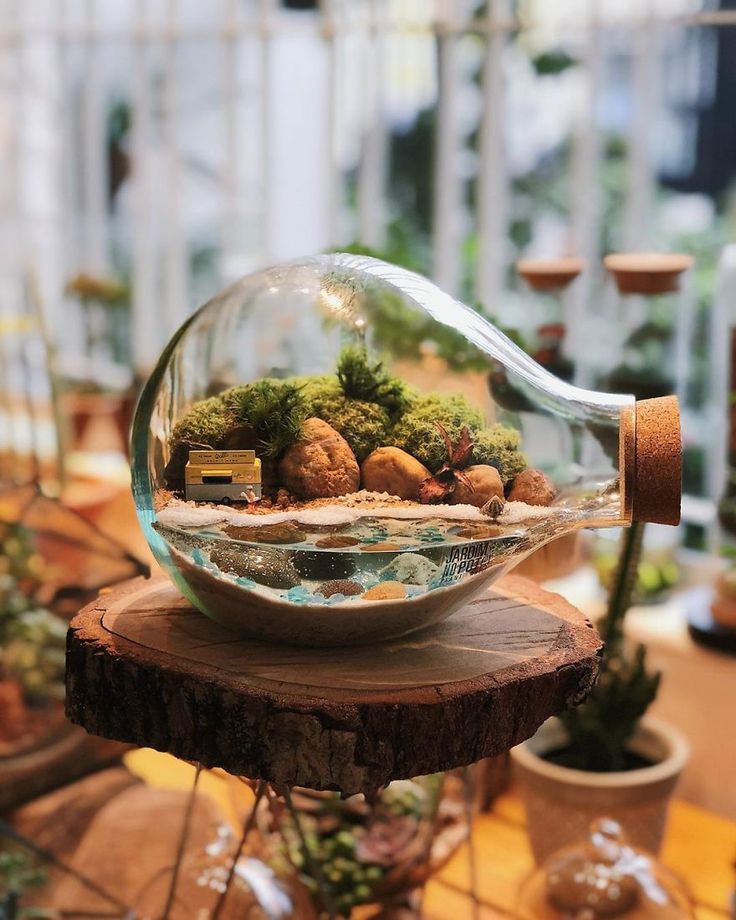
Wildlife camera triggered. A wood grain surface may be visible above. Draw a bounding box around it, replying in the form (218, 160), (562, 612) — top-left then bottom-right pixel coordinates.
(66, 575), (602, 794)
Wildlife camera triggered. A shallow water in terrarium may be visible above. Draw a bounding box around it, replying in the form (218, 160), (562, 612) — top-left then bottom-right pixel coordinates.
(151, 487), (619, 619)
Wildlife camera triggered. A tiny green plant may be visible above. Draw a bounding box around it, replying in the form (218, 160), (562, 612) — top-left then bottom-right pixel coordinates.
(223, 380), (308, 458)
(336, 345), (410, 419)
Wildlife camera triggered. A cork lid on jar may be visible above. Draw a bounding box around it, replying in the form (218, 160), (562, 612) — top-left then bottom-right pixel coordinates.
(603, 253), (694, 296)
(630, 396), (682, 526)
(516, 257), (584, 292)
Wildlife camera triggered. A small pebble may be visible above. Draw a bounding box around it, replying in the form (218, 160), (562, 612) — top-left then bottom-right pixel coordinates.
(314, 534), (361, 549)
(317, 579), (365, 598)
(286, 585), (313, 603)
(456, 525), (503, 540)
(293, 550), (356, 581)
(380, 554), (440, 586)
(507, 468), (557, 506)
(359, 541), (404, 553)
(210, 545), (300, 589)
(223, 522), (307, 544)
(362, 581), (407, 601)
(192, 548), (206, 567)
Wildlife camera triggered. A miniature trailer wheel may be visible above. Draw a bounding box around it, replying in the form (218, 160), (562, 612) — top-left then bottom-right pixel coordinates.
(66, 574), (602, 795)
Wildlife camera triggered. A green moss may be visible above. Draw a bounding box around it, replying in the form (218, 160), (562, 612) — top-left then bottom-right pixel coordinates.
(336, 345), (411, 419)
(291, 372), (390, 461)
(473, 425), (527, 483)
(222, 379), (307, 457)
(294, 374), (343, 405)
(389, 393), (484, 472)
(170, 397), (233, 448)
(311, 394), (390, 462)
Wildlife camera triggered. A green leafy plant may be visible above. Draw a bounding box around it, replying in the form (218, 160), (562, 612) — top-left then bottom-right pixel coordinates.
(170, 396), (234, 450)
(0, 524), (66, 710)
(557, 522), (661, 772)
(336, 346), (410, 420)
(389, 393), (483, 472)
(222, 380), (307, 458)
(0, 850), (50, 920)
(473, 425), (528, 483)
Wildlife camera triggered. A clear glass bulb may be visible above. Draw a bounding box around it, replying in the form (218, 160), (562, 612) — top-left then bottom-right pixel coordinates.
(516, 819), (695, 919)
(131, 254), (681, 646)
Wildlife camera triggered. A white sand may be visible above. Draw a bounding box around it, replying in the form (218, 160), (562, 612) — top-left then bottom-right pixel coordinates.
(157, 494), (559, 531)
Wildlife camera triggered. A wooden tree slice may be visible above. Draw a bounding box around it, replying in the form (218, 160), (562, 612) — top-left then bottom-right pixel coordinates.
(66, 575), (602, 794)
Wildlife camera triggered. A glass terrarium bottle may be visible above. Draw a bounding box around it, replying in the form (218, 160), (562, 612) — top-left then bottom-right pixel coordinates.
(131, 254), (681, 647)
(516, 819), (694, 920)
(488, 257), (582, 415)
(598, 253), (694, 400)
(227, 772), (472, 918)
(517, 256), (583, 384)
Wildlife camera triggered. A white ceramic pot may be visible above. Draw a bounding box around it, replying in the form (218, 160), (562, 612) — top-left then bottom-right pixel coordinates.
(510, 715), (689, 864)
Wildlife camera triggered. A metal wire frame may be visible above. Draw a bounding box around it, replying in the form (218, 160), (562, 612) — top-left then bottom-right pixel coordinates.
(1, 761), (481, 919)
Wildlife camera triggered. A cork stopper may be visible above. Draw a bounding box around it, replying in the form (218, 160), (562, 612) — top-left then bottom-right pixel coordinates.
(516, 257), (584, 292)
(603, 252), (693, 295)
(631, 396), (682, 526)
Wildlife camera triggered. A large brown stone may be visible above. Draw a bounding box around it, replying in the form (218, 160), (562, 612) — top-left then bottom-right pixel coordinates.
(450, 464), (504, 508)
(279, 417), (359, 499)
(361, 447), (430, 501)
(508, 468), (557, 506)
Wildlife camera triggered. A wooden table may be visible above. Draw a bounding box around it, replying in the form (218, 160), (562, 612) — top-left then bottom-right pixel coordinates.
(423, 788), (736, 919)
(124, 749), (736, 918)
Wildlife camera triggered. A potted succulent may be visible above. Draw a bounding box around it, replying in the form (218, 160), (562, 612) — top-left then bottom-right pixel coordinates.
(231, 772), (471, 919)
(0, 522), (68, 762)
(511, 522), (689, 863)
(61, 272), (135, 456)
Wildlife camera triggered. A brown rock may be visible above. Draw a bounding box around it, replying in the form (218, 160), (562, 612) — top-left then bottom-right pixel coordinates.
(361, 447), (431, 501)
(279, 418), (360, 499)
(223, 521), (306, 544)
(315, 534), (361, 549)
(362, 581), (407, 601)
(456, 524), (503, 540)
(317, 579), (364, 598)
(450, 464), (504, 508)
(210, 545), (300, 589)
(360, 542), (404, 553)
(293, 549), (356, 581)
(507, 468), (557, 506)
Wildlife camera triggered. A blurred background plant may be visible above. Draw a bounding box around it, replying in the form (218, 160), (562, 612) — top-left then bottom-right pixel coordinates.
(0, 522), (66, 752)
(0, 850), (51, 920)
(255, 772), (469, 918)
(556, 523), (661, 773)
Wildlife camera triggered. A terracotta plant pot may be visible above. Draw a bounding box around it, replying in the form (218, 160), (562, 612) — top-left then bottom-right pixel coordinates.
(510, 715), (689, 864)
(516, 256), (584, 292)
(602, 252), (693, 295)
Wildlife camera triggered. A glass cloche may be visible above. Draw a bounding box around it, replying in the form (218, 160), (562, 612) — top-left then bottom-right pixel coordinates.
(516, 819), (694, 919)
(131, 254), (681, 646)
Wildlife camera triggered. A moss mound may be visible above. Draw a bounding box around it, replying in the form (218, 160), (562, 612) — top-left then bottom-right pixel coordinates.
(221, 379), (307, 458)
(170, 396), (233, 450)
(388, 393), (484, 472)
(306, 392), (391, 463)
(473, 425), (528, 483)
(165, 351), (527, 495)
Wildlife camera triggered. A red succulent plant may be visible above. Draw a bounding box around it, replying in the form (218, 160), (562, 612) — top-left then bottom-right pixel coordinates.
(418, 423), (474, 504)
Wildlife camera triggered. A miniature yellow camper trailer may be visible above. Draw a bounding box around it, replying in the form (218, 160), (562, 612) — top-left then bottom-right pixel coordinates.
(185, 450), (262, 504)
